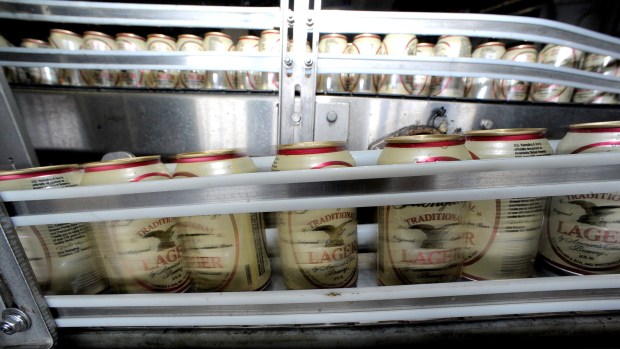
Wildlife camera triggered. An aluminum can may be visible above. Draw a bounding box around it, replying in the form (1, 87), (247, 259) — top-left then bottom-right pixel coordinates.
(464, 41), (505, 100)
(145, 34), (179, 89)
(539, 121), (620, 275)
(172, 149), (271, 291)
(494, 44), (538, 101)
(48, 29), (87, 86)
(572, 53), (619, 104)
(377, 33), (417, 95)
(411, 43), (434, 97)
(348, 34), (381, 94)
(116, 33), (147, 88)
(203, 32), (235, 90)
(257, 30), (281, 91)
(272, 141), (358, 289)
(430, 35), (471, 98)
(376, 135), (471, 285)
(463, 128), (554, 280)
(0, 165), (109, 295)
(80, 156), (192, 293)
(82, 31), (119, 87)
(235, 35), (260, 90)
(0, 35), (20, 83)
(176, 34), (206, 89)
(529, 44), (584, 103)
(20, 38), (59, 85)
(317, 34), (349, 94)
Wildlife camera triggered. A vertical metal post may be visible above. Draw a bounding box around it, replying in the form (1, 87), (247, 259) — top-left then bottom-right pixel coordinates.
(279, 0), (321, 145)
(0, 202), (56, 348)
(0, 68), (39, 170)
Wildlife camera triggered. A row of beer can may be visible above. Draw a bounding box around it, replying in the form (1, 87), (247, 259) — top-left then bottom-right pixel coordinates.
(3, 31), (617, 103)
(2, 123), (620, 294)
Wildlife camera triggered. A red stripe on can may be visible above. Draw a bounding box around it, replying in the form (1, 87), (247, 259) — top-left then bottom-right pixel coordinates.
(130, 172), (172, 182)
(386, 140), (464, 148)
(311, 161), (354, 169)
(172, 172), (199, 178)
(0, 167), (79, 181)
(84, 159), (161, 173)
(175, 154), (242, 163)
(416, 156), (461, 163)
(465, 134), (544, 142)
(278, 146), (345, 155)
(569, 127), (620, 133)
(570, 141), (620, 154)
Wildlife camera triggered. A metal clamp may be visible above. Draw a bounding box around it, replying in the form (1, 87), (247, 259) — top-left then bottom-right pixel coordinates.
(1, 308), (31, 335)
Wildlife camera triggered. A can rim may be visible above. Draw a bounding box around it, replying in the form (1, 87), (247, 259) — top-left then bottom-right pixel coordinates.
(475, 41), (506, 49)
(385, 134), (464, 144)
(205, 31), (232, 39)
(147, 33), (175, 41)
(50, 29), (81, 37)
(506, 44), (537, 51)
(320, 33), (348, 41)
(416, 42), (435, 47)
(176, 149), (243, 159)
(464, 128), (547, 137)
(116, 33), (146, 41)
(568, 120), (620, 129)
(238, 35), (260, 41)
(81, 155), (162, 170)
(0, 164), (80, 180)
(278, 141), (347, 151)
(83, 31), (114, 40)
(353, 33), (381, 41)
(260, 29), (280, 36)
(21, 38), (48, 46)
(178, 34), (203, 41)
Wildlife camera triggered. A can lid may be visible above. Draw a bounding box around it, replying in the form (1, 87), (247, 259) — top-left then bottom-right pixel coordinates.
(416, 42), (435, 47)
(81, 155), (162, 172)
(277, 141), (348, 155)
(568, 120), (620, 131)
(21, 38), (48, 46)
(475, 41), (506, 49)
(320, 33), (348, 41)
(0, 164), (80, 181)
(238, 35), (260, 41)
(260, 29), (280, 36)
(178, 34), (203, 41)
(353, 33), (381, 41)
(175, 149), (245, 163)
(147, 33), (175, 41)
(205, 31), (231, 39)
(386, 134), (465, 145)
(50, 29), (81, 37)
(83, 31), (114, 40)
(464, 128), (547, 140)
(116, 33), (146, 41)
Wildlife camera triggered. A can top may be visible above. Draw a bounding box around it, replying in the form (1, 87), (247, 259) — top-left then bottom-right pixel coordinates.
(178, 34), (203, 41)
(320, 33), (348, 41)
(475, 41), (505, 49)
(353, 33), (381, 41)
(83, 31), (114, 40)
(0, 164), (80, 181)
(50, 28), (81, 37)
(277, 141), (347, 153)
(464, 128), (547, 140)
(385, 134), (465, 145)
(21, 38), (47, 46)
(568, 120), (620, 130)
(260, 29), (280, 36)
(417, 42), (435, 48)
(175, 149), (246, 163)
(439, 35), (468, 40)
(81, 155), (162, 172)
(238, 35), (260, 41)
(205, 31), (231, 39)
(147, 33), (175, 41)
(506, 44), (537, 51)
(116, 33), (146, 41)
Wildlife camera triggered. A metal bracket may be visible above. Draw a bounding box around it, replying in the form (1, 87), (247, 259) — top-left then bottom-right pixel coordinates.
(314, 102), (350, 142)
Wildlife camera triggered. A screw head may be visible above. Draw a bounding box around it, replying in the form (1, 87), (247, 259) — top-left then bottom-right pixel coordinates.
(1, 308), (31, 335)
(304, 58), (313, 67)
(291, 112), (302, 124)
(283, 55), (293, 67)
(326, 111), (338, 123)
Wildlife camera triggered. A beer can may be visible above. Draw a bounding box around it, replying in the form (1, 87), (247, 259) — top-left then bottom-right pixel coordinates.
(0, 165), (109, 295)
(377, 33), (417, 95)
(172, 149), (271, 291)
(203, 32), (235, 90)
(411, 43), (434, 97)
(48, 29), (87, 86)
(348, 34), (381, 94)
(176, 34), (206, 89)
(376, 135), (471, 285)
(116, 33), (147, 88)
(145, 34), (179, 89)
(463, 128), (554, 280)
(317, 34), (349, 94)
(430, 35), (471, 98)
(464, 41), (505, 100)
(539, 121), (620, 275)
(235, 35), (260, 90)
(494, 44), (538, 101)
(572, 53), (619, 104)
(257, 30), (281, 91)
(272, 141), (358, 289)
(0, 35), (20, 83)
(80, 156), (192, 293)
(82, 31), (119, 87)
(529, 44), (584, 103)
(20, 38), (59, 85)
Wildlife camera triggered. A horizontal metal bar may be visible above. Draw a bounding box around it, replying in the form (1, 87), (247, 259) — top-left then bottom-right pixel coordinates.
(0, 0), (281, 28)
(315, 10), (620, 59)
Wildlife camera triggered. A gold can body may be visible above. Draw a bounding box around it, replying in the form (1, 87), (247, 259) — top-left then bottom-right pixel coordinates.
(80, 156), (192, 293)
(0, 165), (109, 295)
(146, 34), (179, 89)
(463, 129), (554, 280)
(348, 34), (381, 94)
(572, 53), (619, 104)
(173, 150), (272, 291)
(317, 34), (349, 94)
(235, 35), (261, 90)
(272, 142), (358, 289)
(539, 121), (620, 275)
(411, 43), (434, 97)
(258, 30), (281, 91)
(494, 44), (537, 101)
(203, 32), (235, 90)
(529, 44), (584, 103)
(464, 42), (505, 100)
(377, 34), (417, 95)
(177, 34), (206, 89)
(82, 31), (119, 87)
(20, 39), (59, 85)
(376, 135), (471, 285)
(430, 35), (471, 98)
(116, 33), (147, 88)
(48, 29), (87, 86)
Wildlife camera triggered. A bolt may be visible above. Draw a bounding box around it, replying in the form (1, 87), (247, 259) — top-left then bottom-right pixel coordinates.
(1, 309), (31, 335)
(306, 17), (314, 27)
(283, 55), (293, 67)
(287, 15), (295, 27)
(291, 112), (302, 124)
(326, 111), (338, 123)
(304, 58), (313, 68)
(480, 119), (494, 130)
